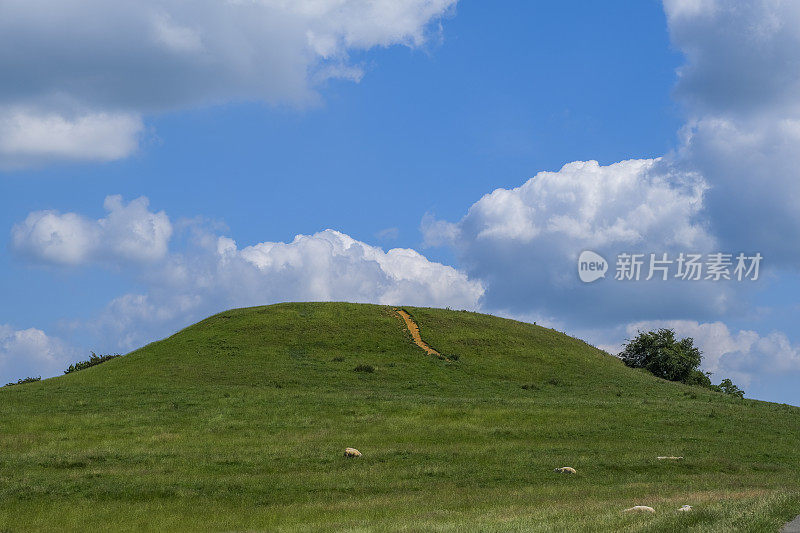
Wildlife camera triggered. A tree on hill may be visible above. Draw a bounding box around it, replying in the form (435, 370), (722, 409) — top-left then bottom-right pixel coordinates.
(620, 328), (745, 398)
(715, 378), (745, 399)
(620, 328), (701, 382)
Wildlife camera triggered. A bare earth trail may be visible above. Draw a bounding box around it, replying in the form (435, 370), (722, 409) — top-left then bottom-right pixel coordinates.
(395, 309), (449, 361)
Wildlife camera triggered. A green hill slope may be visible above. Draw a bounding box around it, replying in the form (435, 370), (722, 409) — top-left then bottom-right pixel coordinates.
(1, 302), (798, 531)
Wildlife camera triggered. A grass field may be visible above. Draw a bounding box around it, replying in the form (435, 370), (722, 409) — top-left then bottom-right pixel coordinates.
(0, 302), (798, 531)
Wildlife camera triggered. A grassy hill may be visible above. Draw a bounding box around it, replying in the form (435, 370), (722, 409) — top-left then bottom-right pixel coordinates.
(1, 302), (798, 531)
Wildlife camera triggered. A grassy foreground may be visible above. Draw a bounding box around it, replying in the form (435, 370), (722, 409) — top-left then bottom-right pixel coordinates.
(0, 302), (798, 532)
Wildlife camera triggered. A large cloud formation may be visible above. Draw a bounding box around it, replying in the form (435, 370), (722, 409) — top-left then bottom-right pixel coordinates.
(0, 0), (456, 167)
(664, 0), (800, 263)
(423, 158), (725, 323)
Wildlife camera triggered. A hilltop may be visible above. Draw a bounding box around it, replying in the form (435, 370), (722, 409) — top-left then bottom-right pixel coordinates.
(0, 302), (798, 531)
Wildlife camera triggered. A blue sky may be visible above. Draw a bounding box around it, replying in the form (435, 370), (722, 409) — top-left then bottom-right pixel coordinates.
(2, 0), (799, 405)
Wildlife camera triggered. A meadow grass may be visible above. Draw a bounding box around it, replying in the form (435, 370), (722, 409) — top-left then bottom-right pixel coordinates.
(0, 302), (798, 531)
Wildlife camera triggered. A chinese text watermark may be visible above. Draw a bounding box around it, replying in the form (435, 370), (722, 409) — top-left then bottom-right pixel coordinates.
(578, 251), (762, 283)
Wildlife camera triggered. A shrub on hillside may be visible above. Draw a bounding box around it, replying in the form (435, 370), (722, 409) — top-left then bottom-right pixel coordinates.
(64, 352), (121, 374)
(683, 368), (713, 388)
(4, 376), (41, 387)
(620, 329), (745, 398)
(353, 364), (375, 373)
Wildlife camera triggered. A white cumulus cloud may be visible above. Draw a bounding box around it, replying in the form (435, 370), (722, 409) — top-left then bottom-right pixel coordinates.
(11, 195), (172, 266)
(422, 158), (721, 322)
(426, 159), (711, 248)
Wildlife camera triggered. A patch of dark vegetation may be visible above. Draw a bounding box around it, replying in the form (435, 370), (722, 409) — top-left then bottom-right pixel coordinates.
(64, 352), (121, 374)
(521, 383), (539, 391)
(209, 339), (236, 356)
(296, 307), (314, 318)
(41, 452), (110, 470)
(288, 348), (307, 360)
(331, 356), (345, 362)
(49, 459), (89, 469)
(4, 376), (41, 387)
(620, 329), (745, 398)
(491, 428), (516, 438)
(353, 364), (375, 373)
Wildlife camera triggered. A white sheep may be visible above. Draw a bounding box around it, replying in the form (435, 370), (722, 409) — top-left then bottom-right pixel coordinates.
(344, 447), (362, 458)
(678, 505), (692, 512)
(623, 506), (655, 513)
(657, 456), (684, 460)
(553, 466), (576, 474)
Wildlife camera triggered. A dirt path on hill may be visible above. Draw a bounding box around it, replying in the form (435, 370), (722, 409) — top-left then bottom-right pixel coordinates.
(395, 309), (448, 360)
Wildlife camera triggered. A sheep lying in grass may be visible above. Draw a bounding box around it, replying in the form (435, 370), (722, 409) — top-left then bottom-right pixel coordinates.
(678, 505), (692, 512)
(623, 506), (655, 513)
(344, 448), (362, 458)
(553, 466), (576, 474)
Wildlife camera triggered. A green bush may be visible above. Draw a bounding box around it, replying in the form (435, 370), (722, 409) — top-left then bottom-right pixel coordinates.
(64, 352), (121, 374)
(353, 364), (374, 373)
(4, 376), (41, 387)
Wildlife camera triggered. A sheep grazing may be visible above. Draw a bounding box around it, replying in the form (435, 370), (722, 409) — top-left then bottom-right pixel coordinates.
(657, 456), (684, 460)
(553, 466), (576, 474)
(623, 506), (655, 514)
(343, 447), (362, 458)
(678, 505), (692, 512)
